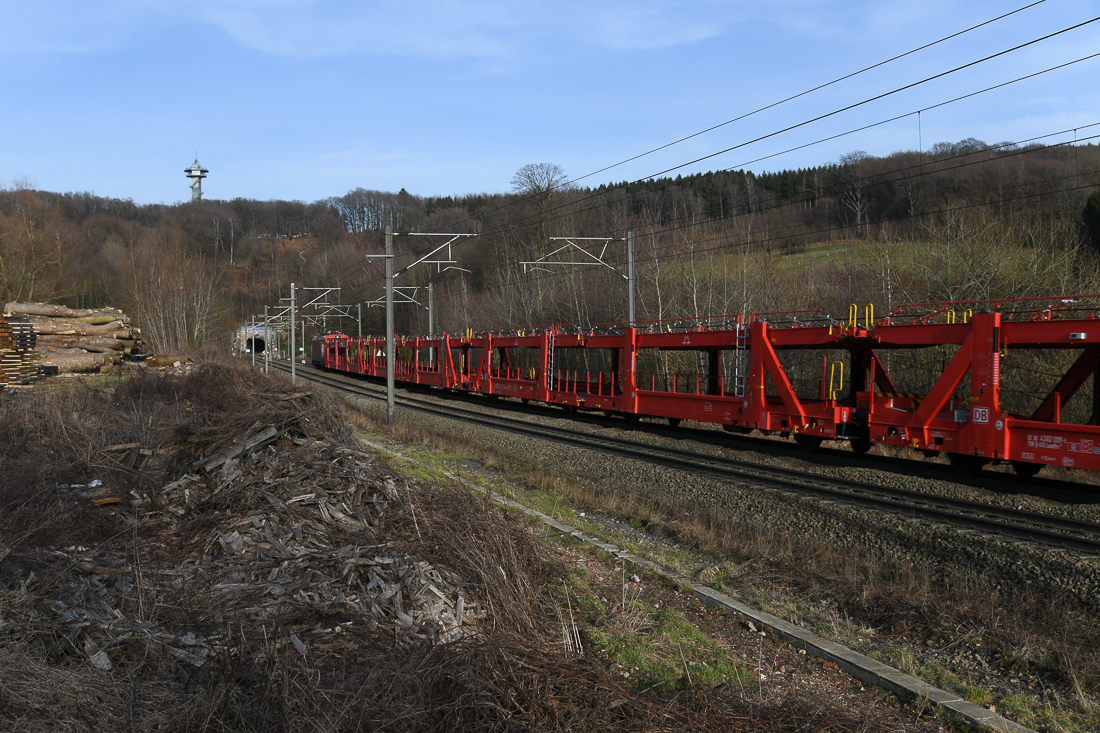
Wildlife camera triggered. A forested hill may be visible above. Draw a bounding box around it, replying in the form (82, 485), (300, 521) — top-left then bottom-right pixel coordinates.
(2, 139), (1099, 354)
(602, 138), (1100, 228)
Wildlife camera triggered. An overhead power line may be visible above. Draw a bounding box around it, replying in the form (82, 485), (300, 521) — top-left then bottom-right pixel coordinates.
(329, 12), (1100, 297)
(642, 129), (1100, 253)
(414, 170), (1100, 319)
(629, 15), (1100, 184)
(410, 135), (1100, 312)
(721, 54), (1100, 181)
(427, 49), (1100, 264)
(403, 11), (1100, 269)
(350, 1), (1055, 264)
(563, 0), (1049, 188)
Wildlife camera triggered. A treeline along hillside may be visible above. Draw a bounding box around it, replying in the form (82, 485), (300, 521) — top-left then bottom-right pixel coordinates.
(2, 139), (1099, 354)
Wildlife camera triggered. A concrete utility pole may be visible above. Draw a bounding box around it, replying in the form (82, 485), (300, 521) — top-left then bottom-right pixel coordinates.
(250, 317), (256, 366)
(357, 303), (362, 340)
(364, 232), (460, 423)
(386, 226), (395, 426)
(264, 305), (270, 374)
(626, 231), (635, 327)
(290, 283), (296, 384)
(427, 282), (434, 367)
(427, 282), (434, 333)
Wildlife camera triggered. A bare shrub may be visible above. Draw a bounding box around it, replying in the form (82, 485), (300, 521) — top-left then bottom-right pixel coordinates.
(125, 225), (221, 353)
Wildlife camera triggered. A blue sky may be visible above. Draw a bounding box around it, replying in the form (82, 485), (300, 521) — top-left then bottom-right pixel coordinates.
(1, 0), (1097, 204)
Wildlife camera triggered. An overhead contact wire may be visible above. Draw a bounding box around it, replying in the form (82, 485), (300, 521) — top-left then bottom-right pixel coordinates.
(343, 1), (1057, 263)
(327, 14), (1099, 299)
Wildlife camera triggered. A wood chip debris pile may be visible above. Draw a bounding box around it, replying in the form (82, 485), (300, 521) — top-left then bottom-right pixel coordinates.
(151, 434), (486, 646)
(3, 301), (144, 374)
(0, 405), (485, 684)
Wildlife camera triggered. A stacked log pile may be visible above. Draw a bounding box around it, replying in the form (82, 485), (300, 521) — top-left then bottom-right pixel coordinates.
(0, 315), (40, 389)
(3, 301), (144, 373)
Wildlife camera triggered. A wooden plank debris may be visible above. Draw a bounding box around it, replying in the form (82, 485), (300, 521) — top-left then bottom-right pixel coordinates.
(196, 426), (279, 472)
(0, 397), (487, 681)
(151, 431), (486, 646)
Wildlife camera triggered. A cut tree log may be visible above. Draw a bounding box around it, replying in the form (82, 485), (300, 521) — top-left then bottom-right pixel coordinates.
(39, 348), (111, 373)
(30, 320), (131, 337)
(5, 302), (101, 318)
(1, 304), (143, 379)
(4, 302), (127, 323)
(28, 314), (119, 326)
(36, 335), (129, 353)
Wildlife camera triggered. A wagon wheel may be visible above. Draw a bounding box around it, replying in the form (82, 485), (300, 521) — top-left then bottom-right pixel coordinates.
(848, 436), (873, 454)
(794, 434), (823, 453)
(1010, 460), (1043, 478)
(948, 453), (986, 476)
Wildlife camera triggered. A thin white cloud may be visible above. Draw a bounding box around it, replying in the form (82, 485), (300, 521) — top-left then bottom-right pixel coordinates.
(234, 1), (745, 52)
(173, 0), (744, 58)
(0, 0), (161, 54)
(2, 0), (764, 59)
(166, 0), (517, 59)
(568, 1), (745, 51)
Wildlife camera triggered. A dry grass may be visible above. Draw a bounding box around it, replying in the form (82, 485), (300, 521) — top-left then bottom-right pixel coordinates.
(346, 404), (1100, 706)
(644, 494), (1100, 698)
(2, 358), (915, 731)
(613, 488), (1100, 705)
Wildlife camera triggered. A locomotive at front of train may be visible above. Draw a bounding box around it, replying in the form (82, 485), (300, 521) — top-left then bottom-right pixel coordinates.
(311, 333), (354, 371)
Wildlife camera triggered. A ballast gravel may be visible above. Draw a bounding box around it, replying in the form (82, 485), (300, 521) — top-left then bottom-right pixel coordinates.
(339, 383), (1100, 611)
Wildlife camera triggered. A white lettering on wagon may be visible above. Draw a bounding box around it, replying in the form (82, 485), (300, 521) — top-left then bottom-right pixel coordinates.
(1027, 434), (1065, 451)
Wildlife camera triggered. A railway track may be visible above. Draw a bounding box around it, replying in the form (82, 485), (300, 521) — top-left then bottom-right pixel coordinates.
(661, 423), (1100, 507)
(271, 359), (1100, 556)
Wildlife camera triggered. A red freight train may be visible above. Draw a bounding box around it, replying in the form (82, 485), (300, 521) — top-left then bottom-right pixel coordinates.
(312, 296), (1100, 477)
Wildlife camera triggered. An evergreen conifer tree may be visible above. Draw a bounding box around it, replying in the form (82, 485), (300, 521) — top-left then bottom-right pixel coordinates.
(1084, 190), (1100, 250)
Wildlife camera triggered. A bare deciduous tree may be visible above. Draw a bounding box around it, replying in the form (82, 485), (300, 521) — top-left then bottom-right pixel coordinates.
(510, 163), (570, 199)
(839, 151), (874, 237)
(0, 187), (74, 304)
(127, 226), (221, 353)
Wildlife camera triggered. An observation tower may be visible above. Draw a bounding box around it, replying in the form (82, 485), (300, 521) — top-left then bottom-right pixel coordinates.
(184, 159), (208, 202)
